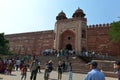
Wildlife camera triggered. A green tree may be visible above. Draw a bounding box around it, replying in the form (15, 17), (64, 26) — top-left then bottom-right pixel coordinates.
(0, 33), (11, 55)
(109, 21), (120, 43)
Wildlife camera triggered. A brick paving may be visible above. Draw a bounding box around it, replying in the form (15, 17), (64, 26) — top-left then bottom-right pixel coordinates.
(0, 70), (118, 80)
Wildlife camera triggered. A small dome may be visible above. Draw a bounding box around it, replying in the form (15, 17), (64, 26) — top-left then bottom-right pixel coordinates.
(56, 11), (67, 20)
(58, 11), (66, 16)
(72, 8), (85, 18)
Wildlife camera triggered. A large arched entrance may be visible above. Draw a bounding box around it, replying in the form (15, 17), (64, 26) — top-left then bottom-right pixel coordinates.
(60, 30), (75, 50)
(66, 44), (72, 50)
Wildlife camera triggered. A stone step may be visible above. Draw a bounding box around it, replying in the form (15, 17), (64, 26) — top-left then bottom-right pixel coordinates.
(36, 55), (117, 78)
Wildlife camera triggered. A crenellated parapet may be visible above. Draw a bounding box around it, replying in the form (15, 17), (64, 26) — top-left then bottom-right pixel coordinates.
(87, 23), (111, 28)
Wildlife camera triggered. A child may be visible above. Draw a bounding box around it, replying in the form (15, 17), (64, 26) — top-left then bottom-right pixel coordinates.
(21, 65), (27, 80)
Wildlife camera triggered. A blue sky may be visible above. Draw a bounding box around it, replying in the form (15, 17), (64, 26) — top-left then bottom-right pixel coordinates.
(0, 0), (120, 34)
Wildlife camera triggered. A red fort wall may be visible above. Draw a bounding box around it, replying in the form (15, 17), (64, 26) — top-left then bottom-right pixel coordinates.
(5, 24), (120, 56)
(87, 23), (120, 56)
(5, 30), (54, 55)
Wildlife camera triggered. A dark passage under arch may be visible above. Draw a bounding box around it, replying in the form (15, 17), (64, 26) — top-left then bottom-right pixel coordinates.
(66, 44), (72, 50)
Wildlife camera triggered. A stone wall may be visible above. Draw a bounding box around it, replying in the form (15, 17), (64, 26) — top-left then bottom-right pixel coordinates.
(87, 24), (120, 56)
(5, 24), (120, 56)
(5, 30), (54, 55)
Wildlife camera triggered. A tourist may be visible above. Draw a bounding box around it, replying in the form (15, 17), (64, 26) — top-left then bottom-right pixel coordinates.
(15, 58), (20, 71)
(7, 60), (14, 75)
(0, 59), (4, 73)
(58, 61), (63, 80)
(84, 61), (105, 80)
(19, 61), (24, 71)
(113, 62), (117, 73)
(21, 65), (27, 80)
(30, 59), (38, 80)
(48, 60), (53, 72)
(62, 61), (65, 72)
(38, 61), (41, 73)
(65, 49), (69, 61)
(65, 61), (68, 72)
(44, 61), (49, 80)
(114, 60), (120, 80)
(47, 60), (53, 78)
(69, 62), (72, 80)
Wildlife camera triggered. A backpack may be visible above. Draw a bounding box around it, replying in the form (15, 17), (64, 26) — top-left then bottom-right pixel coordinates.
(31, 62), (38, 71)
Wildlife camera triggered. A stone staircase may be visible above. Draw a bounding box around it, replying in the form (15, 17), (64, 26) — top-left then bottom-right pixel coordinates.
(38, 55), (88, 71)
(38, 55), (118, 78)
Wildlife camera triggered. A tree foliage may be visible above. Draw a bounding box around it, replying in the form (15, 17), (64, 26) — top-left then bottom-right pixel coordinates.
(109, 21), (120, 43)
(0, 33), (11, 55)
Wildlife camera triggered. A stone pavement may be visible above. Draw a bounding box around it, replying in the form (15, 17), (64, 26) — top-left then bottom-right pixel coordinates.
(0, 70), (118, 80)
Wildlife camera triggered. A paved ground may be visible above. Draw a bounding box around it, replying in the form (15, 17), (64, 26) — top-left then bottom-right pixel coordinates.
(0, 70), (118, 80)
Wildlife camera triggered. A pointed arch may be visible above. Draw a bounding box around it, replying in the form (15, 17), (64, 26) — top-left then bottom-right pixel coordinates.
(59, 30), (75, 50)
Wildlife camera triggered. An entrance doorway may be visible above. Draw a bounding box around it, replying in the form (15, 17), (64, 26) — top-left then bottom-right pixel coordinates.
(66, 44), (72, 50)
